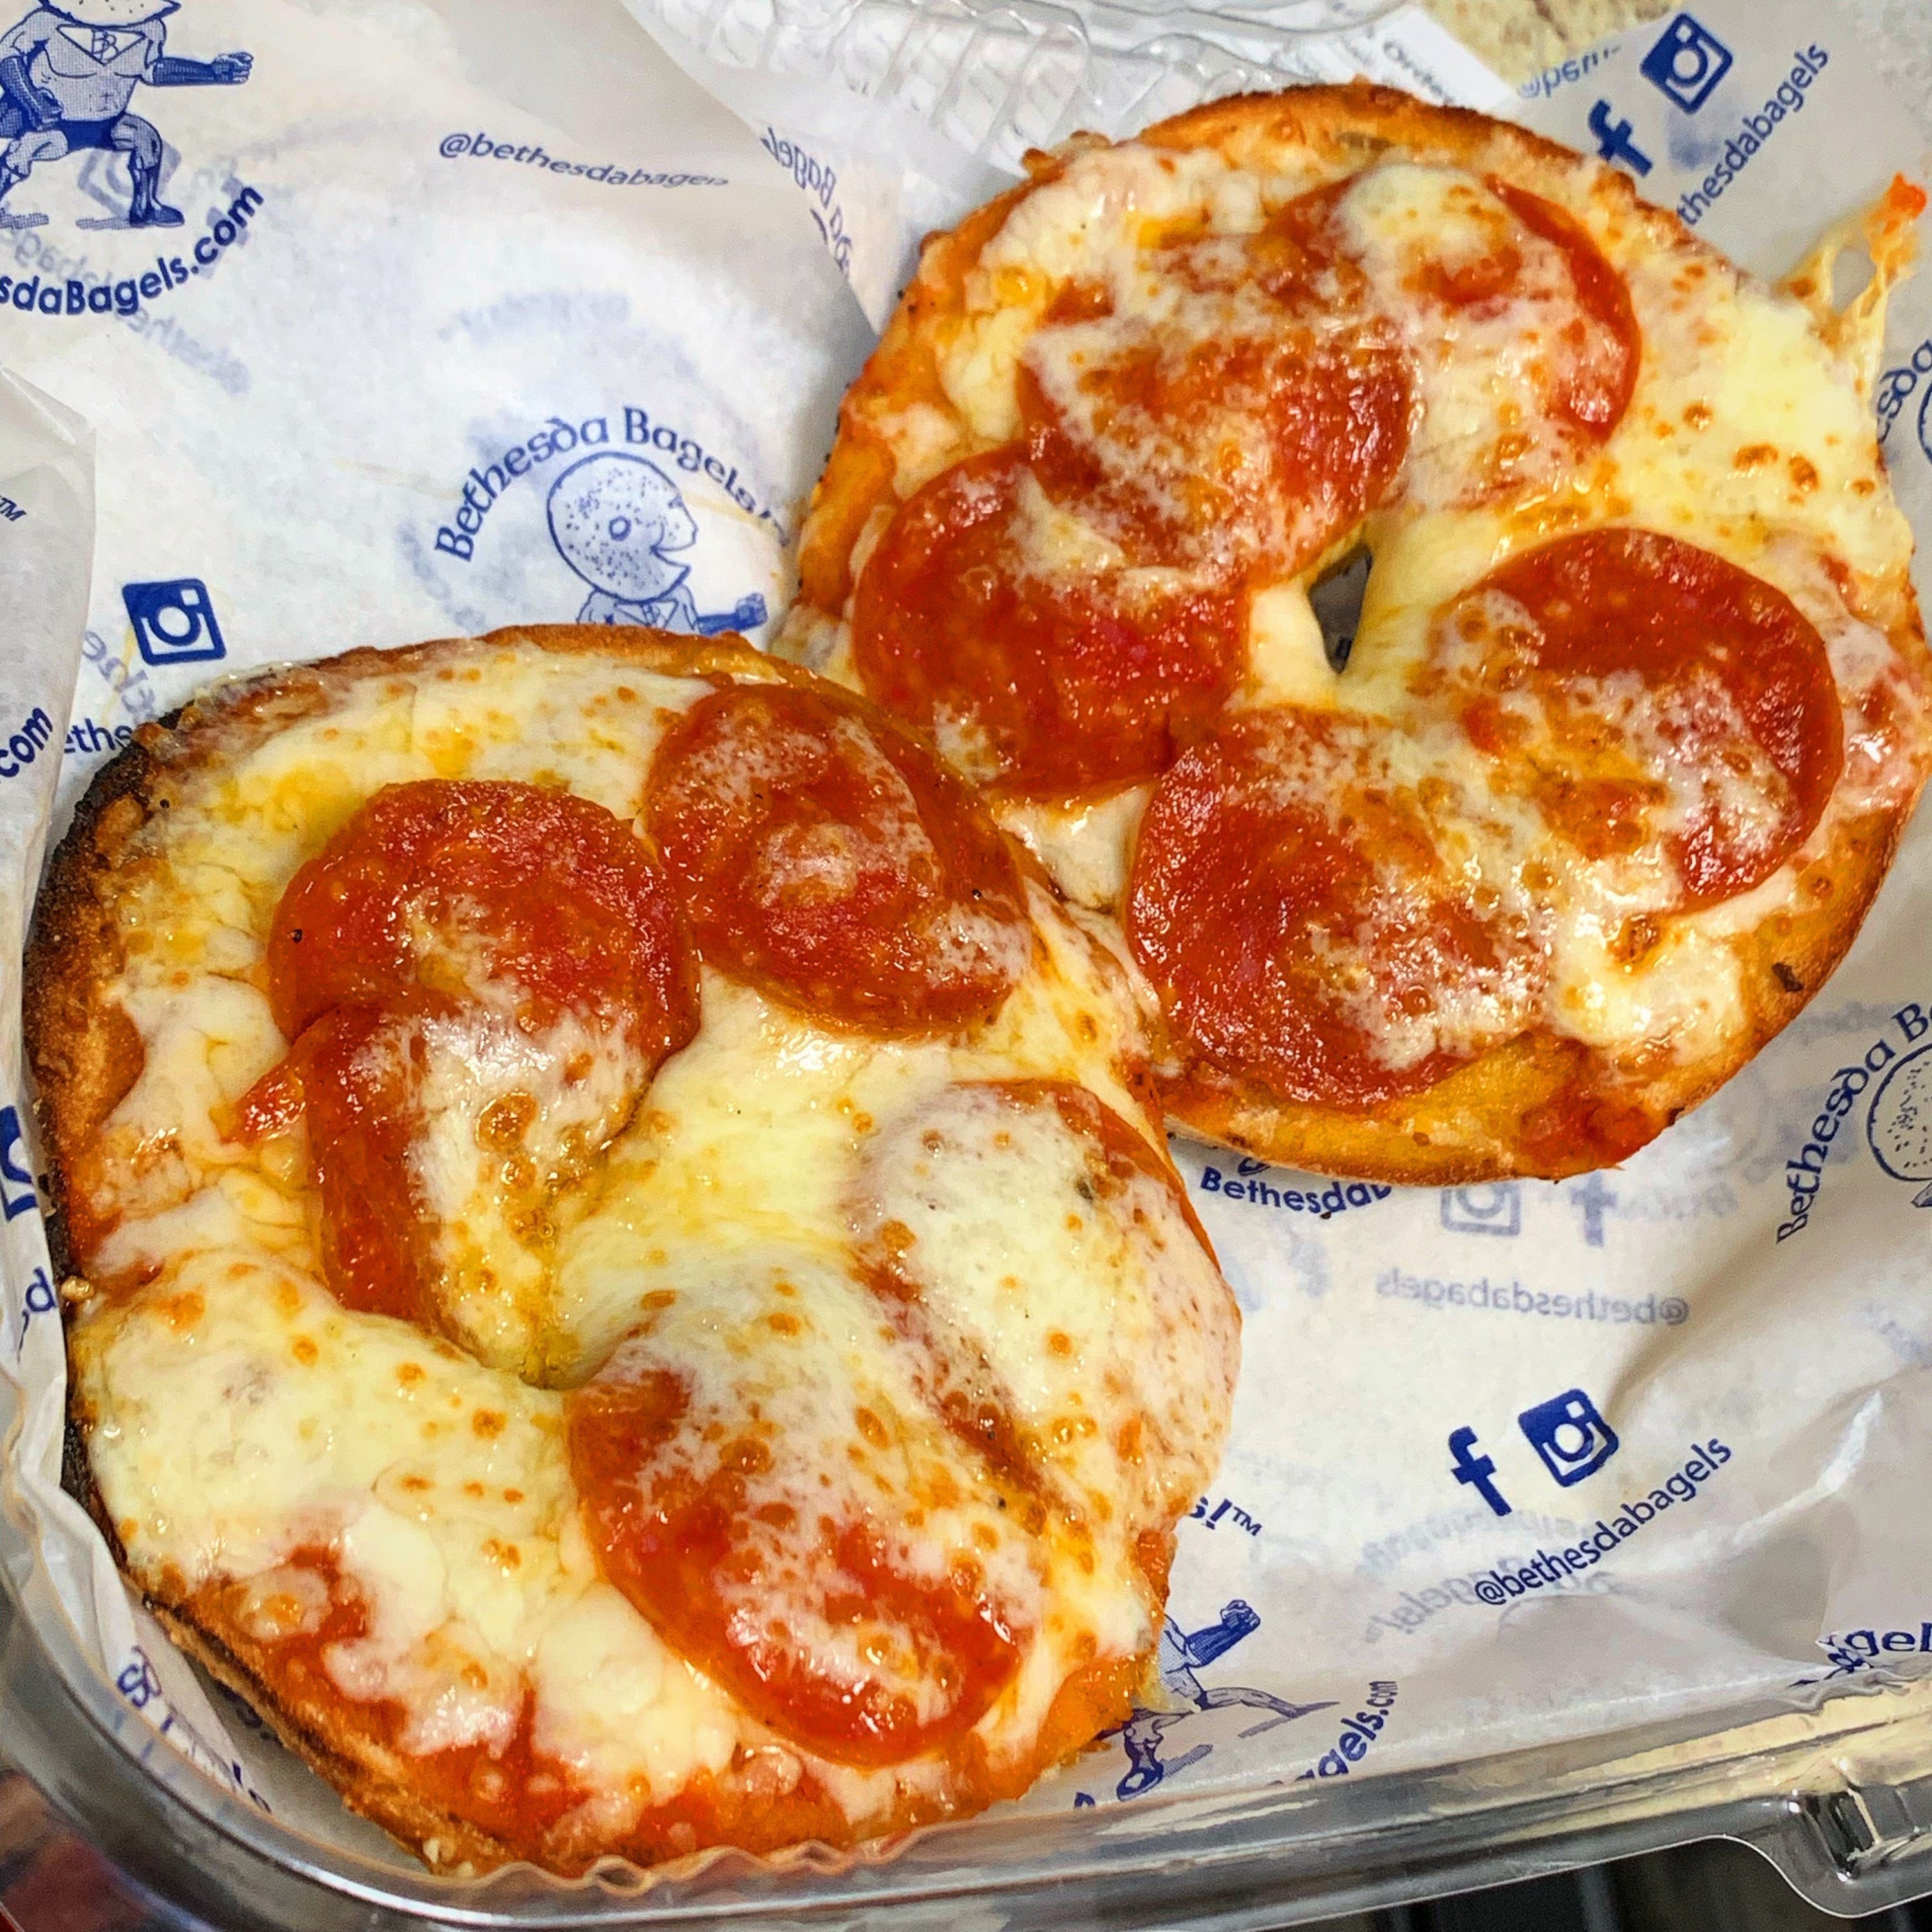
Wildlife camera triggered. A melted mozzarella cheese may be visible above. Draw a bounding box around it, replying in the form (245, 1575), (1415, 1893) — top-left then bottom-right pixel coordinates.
(1334, 163), (1617, 507)
(409, 999), (656, 1381)
(853, 1082), (1236, 1541)
(72, 639), (1202, 1847)
(1002, 786), (1151, 914)
(1008, 468), (1129, 579)
(1242, 583), (1341, 712)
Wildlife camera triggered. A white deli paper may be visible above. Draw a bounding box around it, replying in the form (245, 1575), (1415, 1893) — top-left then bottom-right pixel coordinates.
(1, 0), (1930, 1889)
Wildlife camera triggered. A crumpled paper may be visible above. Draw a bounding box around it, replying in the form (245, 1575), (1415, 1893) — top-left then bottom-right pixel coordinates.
(1, 0), (1929, 1893)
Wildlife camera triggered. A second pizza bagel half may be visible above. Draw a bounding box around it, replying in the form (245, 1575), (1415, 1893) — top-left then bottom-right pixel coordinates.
(782, 82), (1932, 1183)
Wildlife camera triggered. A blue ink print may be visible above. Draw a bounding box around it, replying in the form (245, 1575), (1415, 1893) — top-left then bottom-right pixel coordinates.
(1109, 1601), (1334, 1799)
(1639, 13), (1732, 114)
(1518, 1387), (1620, 1488)
(547, 451), (766, 638)
(0, 0), (251, 230)
(1868, 1041), (1932, 1208)
(122, 574), (223, 663)
(1440, 1182), (1520, 1238)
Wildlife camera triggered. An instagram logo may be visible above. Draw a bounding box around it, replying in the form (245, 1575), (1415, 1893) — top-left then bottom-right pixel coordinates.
(1517, 1389), (1620, 1487)
(1640, 14), (1734, 113)
(122, 578), (227, 667)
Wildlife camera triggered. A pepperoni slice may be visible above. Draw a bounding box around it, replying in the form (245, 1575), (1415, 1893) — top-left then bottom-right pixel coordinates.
(851, 449), (1247, 800)
(1016, 184), (1410, 582)
(1484, 180), (1638, 438)
(850, 1078), (1229, 1529)
(1439, 529), (1844, 905)
(852, 1079), (1211, 1461)
(1311, 169), (1636, 505)
(984, 1077), (1212, 1255)
(566, 1264), (1028, 1767)
(265, 781), (696, 1052)
(1127, 708), (1542, 1108)
(1019, 327), (1410, 583)
(1383, 176), (1636, 447)
(239, 781), (697, 1321)
(647, 679), (1032, 1028)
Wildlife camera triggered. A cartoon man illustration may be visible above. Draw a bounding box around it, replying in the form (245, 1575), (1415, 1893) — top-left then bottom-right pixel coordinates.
(0, 0), (251, 228)
(547, 451), (767, 637)
(1111, 1601), (1334, 1799)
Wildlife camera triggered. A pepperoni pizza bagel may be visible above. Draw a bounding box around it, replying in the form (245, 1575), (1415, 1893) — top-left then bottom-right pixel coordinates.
(783, 84), (1932, 1182)
(24, 627), (1238, 1875)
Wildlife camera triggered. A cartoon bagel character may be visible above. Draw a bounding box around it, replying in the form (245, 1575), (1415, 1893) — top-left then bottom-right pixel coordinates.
(0, 0), (251, 229)
(1868, 1043), (1932, 1208)
(547, 450), (767, 637)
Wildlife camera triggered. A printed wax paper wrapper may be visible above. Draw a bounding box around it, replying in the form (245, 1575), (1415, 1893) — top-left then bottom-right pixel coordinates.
(0, 0), (1929, 1883)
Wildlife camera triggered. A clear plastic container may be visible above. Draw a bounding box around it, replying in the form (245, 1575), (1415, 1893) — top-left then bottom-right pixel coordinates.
(12, 1555), (1932, 1927)
(7, 1), (1932, 1924)
(631, 0), (1499, 175)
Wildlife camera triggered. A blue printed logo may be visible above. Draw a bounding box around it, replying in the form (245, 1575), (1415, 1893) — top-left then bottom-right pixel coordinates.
(1448, 1426), (1511, 1517)
(1519, 1388), (1620, 1487)
(426, 411), (778, 643)
(1640, 13), (1733, 113)
(1566, 1171), (1616, 1249)
(0, 3), (251, 233)
(0, 1104), (37, 1220)
(123, 576), (225, 665)
(1440, 1182), (1520, 1238)
(1868, 1042), (1932, 1209)
(1586, 100), (1653, 176)
(1101, 1602), (1334, 1801)
(546, 453), (765, 638)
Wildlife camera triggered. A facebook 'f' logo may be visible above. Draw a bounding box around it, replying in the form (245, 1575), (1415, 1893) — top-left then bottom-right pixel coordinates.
(1449, 1428), (1511, 1517)
(1519, 1389), (1620, 1487)
(1640, 13), (1734, 112)
(1587, 100), (1653, 176)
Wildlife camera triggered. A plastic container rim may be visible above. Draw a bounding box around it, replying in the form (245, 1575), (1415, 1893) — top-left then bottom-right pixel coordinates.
(9, 1520), (1932, 1927)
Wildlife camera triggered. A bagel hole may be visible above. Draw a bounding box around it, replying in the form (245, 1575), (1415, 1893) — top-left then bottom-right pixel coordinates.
(1311, 547), (1372, 674)
(1832, 244), (1875, 312)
